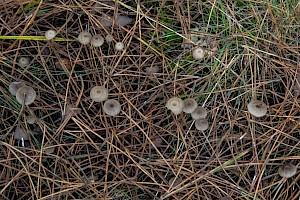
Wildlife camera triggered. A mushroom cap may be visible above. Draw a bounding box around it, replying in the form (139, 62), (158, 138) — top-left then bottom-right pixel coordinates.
(191, 106), (207, 120)
(168, 177), (182, 187)
(78, 31), (92, 45)
(103, 99), (121, 116)
(192, 47), (205, 60)
(145, 66), (160, 74)
(91, 34), (104, 47)
(152, 137), (163, 147)
(166, 97), (184, 115)
(90, 86), (109, 102)
(278, 163), (297, 178)
(26, 115), (36, 124)
(195, 118), (209, 131)
(44, 144), (55, 154)
(16, 86), (36, 105)
(9, 81), (26, 96)
(183, 98), (197, 113)
(247, 100), (268, 117)
(115, 42), (124, 51)
(18, 57), (29, 67)
(14, 126), (30, 140)
(45, 29), (57, 40)
(105, 34), (114, 42)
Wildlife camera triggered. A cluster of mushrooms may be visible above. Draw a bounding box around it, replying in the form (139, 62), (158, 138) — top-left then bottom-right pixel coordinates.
(7, 28), (297, 182)
(90, 85), (121, 116)
(45, 29), (125, 51)
(166, 97), (209, 131)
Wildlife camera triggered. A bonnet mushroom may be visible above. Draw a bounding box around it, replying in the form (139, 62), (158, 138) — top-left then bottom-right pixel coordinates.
(90, 86), (108, 102)
(278, 163), (297, 178)
(195, 118), (209, 131)
(9, 81), (26, 96)
(91, 34), (104, 47)
(18, 57), (30, 67)
(192, 47), (205, 60)
(26, 114), (36, 124)
(45, 29), (57, 40)
(166, 97), (184, 115)
(78, 31), (92, 45)
(168, 177), (182, 187)
(105, 34), (114, 42)
(103, 99), (121, 116)
(191, 106), (207, 120)
(14, 125), (30, 140)
(115, 42), (124, 51)
(183, 98), (197, 113)
(247, 100), (268, 117)
(15, 86), (36, 105)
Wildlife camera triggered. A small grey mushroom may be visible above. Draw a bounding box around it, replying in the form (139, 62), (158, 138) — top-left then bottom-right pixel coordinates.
(100, 15), (133, 27)
(78, 31), (92, 45)
(183, 98), (197, 113)
(16, 86), (36, 105)
(278, 163), (297, 178)
(9, 81), (26, 96)
(195, 118), (209, 131)
(18, 57), (30, 67)
(90, 86), (108, 102)
(247, 100), (268, 117)
(91, 34), (104, 47)
(192, 47), (205, 60)
(166, 97), (184, 115)
(145, 66), (160, 74)
(45, 29), (57, 40)
(168, 177), (182, 187)
(115, 42), (124, 51)
(103, 99), (121, 116)
(105, 34), (114, 42)
(152, 137), (163, 147)
(14, 126), (30, 140)
(191, 106), (207, 120)
(26, 114), (36, 124)
(43, 144), (55, 154)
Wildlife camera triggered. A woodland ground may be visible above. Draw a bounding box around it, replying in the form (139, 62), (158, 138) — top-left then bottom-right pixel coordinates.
(0, 0), (300, 200)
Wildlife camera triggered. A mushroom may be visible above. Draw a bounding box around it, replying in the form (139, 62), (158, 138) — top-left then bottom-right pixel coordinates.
(115, 42), (124, 51)
(9, 81), (26, 96)
(45, 29), (57, 40)
(18, 57), (29, 67)
(103, 99), (121, 116)
(168, 177), (182, 187)
(183, 98), (197, 113)
(78, 31), (92, 45)
(247, 100), (268, 117)
(14, 125), (30, 140)
(152, 137), (163, 147)
(15, 86), (36, 105)
(278, 163), (297, 178)
(195, 119), (209, 131)
(192, 47), (205, 60)
(90, 86), (109, 102)
(191, 106), (207, 120)
(91, 34), (104, 47)
(26, 114), (36, 124)
(105, 34), (114, 42)
(44, 144), (55, 154)
(166, 97), (184, 115)
(145, 66), (160, 74)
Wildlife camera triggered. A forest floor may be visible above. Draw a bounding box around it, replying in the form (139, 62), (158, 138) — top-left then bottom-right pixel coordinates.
(0, 1), (299, 199)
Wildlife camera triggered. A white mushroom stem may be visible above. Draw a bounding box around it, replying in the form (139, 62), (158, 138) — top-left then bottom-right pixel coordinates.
(21, 137), (24, 147)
